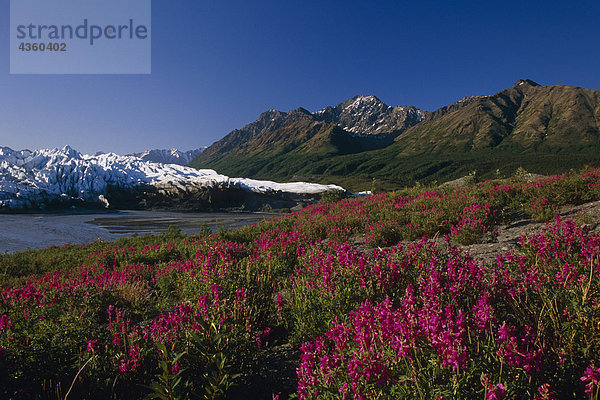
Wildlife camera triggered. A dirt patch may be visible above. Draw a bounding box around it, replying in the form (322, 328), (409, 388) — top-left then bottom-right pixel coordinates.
(456, 200), (600, 264)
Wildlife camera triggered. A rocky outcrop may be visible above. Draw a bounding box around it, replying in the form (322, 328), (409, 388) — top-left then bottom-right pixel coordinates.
(136, 182), (322, 213)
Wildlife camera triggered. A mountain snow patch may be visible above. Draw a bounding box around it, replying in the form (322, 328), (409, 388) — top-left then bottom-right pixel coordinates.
(130, 147), (207, 166)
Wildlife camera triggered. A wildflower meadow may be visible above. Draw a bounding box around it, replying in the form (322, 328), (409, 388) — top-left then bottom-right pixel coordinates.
(1, 169), (600, 399)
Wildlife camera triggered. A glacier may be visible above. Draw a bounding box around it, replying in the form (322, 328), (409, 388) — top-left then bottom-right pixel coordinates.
(0, 145), (343, 211)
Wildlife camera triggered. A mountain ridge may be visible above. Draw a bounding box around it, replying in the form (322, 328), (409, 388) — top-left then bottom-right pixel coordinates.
(190, 95), (428, 174)
(190, 80), (600, 190)
(393, 79), (600, 155)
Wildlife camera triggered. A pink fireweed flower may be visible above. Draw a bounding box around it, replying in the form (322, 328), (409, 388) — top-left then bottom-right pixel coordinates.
(473, 292), (495, 332)
(256, 327), (272, 351)
(117, 360), (128, 373)
(534, 383), (557, 400)
(482, 375), (506, 399)
(112, 332), (123, 346)
(496, 323), (512, 342)
(495, 324), (541, 372)
(107, 305), (115, 328)
(481, 374), (491, 389)
(581, 364), (600, 396)
(86, 339), (98, 352)
(235, 287), (247, 305)
(0, 314), (12, 330)
(276, 292), (285, 316)
(171, 361), (180, 374)
(486, 383), (506, 400)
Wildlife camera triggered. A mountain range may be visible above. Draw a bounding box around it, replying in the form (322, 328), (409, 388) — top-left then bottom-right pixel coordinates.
(4, 80), (598, 211)
(190, 80), (600, 190)
(130, 147), (206, 165)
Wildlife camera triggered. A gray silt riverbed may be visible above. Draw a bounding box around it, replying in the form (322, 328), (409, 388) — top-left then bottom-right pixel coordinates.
(0, 210), (274, 253)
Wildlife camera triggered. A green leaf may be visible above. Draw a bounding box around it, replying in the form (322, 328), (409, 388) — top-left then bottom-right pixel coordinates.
(173, 350), (187, 364)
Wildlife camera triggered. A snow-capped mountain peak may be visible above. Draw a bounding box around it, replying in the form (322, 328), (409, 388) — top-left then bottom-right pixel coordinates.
(130, 147), (207, 166)
(313, 95), (427, 135)
(344, 95), (387, 110)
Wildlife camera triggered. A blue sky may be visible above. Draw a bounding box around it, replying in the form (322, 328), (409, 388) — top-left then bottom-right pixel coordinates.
(1, 0), (599, 154)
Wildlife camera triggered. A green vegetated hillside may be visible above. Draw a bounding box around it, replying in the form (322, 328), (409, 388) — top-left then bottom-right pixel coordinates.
(394, 79), (600, 154)
(190, 80), (600, 191)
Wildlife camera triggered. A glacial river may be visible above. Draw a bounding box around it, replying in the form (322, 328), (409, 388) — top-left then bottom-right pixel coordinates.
(0, 210), (275, 253)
